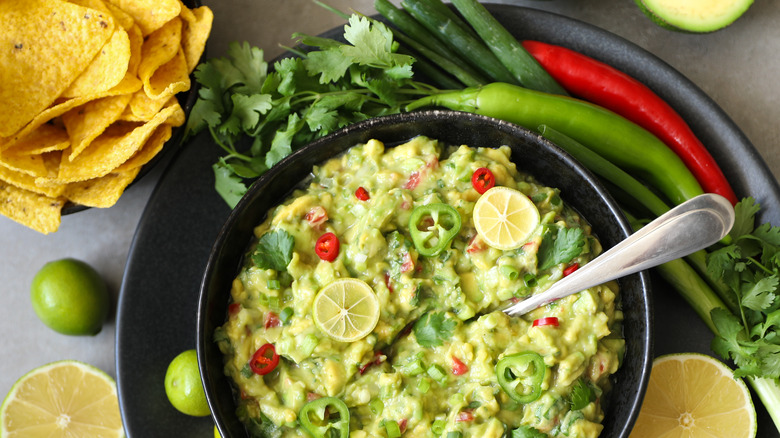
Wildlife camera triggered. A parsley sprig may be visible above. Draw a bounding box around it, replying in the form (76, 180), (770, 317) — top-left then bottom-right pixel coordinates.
(184, 15), (441, 207)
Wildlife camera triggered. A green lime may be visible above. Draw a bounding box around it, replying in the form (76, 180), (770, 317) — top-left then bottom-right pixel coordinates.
(164, 349), (210, 417)
(30, 258), (110, 336)
(313, 278), (380, 342)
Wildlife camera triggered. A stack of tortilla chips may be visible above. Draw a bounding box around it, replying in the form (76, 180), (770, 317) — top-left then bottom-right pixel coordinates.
(0, 0), (212, 233)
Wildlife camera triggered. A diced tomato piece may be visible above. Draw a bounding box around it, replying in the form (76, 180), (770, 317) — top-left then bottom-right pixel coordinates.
(451, 356), (469, 375)
(228, 302), (241, 315)
(400, 252), (414, 273)
(466, 235), (485, 253)
(456, 410), (475, 422)
(264, 312), (281, 329)
(307, 392), (321, 402)
(384, 272), (395, 294)
(398, 419), (408, 433)
(404, 171), (420, 190)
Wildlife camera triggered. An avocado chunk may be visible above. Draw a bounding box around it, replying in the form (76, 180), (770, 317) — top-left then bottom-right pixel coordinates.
(635, 0), (754, 33)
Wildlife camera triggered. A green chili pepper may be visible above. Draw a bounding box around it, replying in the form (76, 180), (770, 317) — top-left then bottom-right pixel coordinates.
(495, 351), (546, 404)
(406, 83), (704, 206)
(409, 203), (462, 257)
(298, 397), (350, 438)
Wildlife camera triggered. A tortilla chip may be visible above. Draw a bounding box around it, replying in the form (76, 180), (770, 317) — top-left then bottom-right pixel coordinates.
(53, 104), (178, 183)
(127, 24), (144, 75)
(63, 166), (141, 208)
(103, 0), (180, 35)
(3, 124), (70, 156)
(0, 161), (66, 198)
(0, 148), (49, 177)
(181, 6), (213, 73)
(101, 1), (135, 30)
(62, 27), (131, 98)
(138, 17), (181, 91)
(0, 0), (116, 137)
(61, 94), (132, 161)
(145, 47), (190, 100)
(114, 123), (172, 173)
(0, 182), (64, 234)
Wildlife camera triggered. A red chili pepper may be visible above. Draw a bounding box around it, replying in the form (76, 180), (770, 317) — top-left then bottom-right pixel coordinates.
(315, 232), (339, 262)
(249, 343), (279, 375)
(532, 317), (559, 328)
(359, 351), (384, 374)
(264, 311), (280, 329)
(471, 167), (495, 194)
(305, 206), (328, 227)
(451, 356), (469, 375)
(228, 302), (241, 315)
(355, 186), (370, 201)
(522, 40), (737, 205)
(563, 263), (579, 277)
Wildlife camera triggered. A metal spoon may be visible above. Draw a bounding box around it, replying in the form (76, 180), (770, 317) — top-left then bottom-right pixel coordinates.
(502, 193), (735, 317)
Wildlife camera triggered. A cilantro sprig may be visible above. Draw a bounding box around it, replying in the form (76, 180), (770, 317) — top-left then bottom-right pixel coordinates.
(708, 198), (780, 378)
(251, 229), (295, 272)
(185, 15), (441, 207)
(413, 311), (456, 348)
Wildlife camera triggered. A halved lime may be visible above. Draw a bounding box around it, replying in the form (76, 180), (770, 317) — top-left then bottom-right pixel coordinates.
(0, 360), (124, 437)
(472, 186), (540, 250)
(313, 278), (380, 342)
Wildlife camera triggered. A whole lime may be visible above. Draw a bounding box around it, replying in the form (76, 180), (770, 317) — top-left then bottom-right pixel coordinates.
(30, 258), (110, 336)
(164, 349), (211, 417)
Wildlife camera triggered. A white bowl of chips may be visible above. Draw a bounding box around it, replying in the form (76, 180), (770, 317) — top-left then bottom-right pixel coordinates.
(0, 0), (213, 233)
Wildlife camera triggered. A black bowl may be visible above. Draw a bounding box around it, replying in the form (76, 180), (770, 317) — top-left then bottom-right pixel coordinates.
(197, 109), (653, 438)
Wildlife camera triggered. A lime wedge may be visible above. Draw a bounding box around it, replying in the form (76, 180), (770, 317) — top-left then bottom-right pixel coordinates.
(313, 278), (380, 342)
(1, 360), (124, 437)
(472, 186), (540, 250)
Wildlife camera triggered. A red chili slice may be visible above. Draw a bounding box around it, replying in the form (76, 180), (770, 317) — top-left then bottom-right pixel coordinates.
(563, 263), (579, 277)
(315, 232), (339, 262)
(249, 343), (279, 375)
(355, 186), (370, 201)
(456, 410), (475, 422)
(451, 356), (469, 375)
(471, 167), (495, 194)
(532, 317), (559, 328)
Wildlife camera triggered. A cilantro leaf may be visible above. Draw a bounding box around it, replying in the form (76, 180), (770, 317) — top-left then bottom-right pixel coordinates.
(741, 276), (779, 312)
(511, 425), (548, 438)
(569, 380), (596, 410)
(413, 311), (456, 348)
(252, 230), (295, 271)
(537, 227), (585, 270)
(213, 160), (248, 209)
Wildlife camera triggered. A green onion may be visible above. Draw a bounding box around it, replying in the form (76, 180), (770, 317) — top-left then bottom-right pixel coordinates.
(268, 295), (280, 310)
(299, 334), (319, 357)
(279, 306), (294, 324)
(448, 0), (567, 94)
(523, 273), (537, 288)
(431, 419), (447, 436)
(500, 265), (519, 280)
(447, 432), (463, 438)
(385, 420), (402, 438)
(369, 399), (384, 415)
(418, 377), (431, 394)
(267, 279), (281, 290)
(427, 364), (447, 382)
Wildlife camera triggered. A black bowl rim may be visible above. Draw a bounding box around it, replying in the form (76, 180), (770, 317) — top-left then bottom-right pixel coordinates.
(197, 109), (653, 438)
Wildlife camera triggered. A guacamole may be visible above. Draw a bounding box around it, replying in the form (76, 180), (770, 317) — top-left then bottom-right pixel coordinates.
(215, 136), (624, 438)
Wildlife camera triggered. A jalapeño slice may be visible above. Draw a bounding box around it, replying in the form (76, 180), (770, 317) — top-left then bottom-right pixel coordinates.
(409, 203), (462, 257)
(495, 351), (546, 404)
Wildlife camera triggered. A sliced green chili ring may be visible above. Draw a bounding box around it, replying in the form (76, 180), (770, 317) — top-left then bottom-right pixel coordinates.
(298, 396), (350, 438)
(495, 352), (546, 404)
(409, 203), (462, 257)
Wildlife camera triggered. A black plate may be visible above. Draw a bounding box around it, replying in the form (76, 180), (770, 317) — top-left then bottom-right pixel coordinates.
(116, 5), (780, 438)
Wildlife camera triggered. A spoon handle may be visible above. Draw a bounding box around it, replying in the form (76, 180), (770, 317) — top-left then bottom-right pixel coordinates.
(502, 193), (735, 317)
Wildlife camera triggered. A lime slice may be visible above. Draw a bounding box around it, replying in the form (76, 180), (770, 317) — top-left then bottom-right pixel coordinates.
(313, 278), (380, 342)
(472, 186), (540, 250)
(629, 353), (756, 438)
(1, 360), (124, 437)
